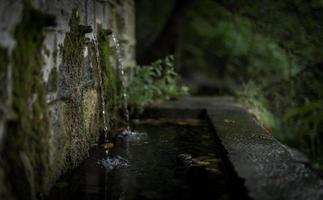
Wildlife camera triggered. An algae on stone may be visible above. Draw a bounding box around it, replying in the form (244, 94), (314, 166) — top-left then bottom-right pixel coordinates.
(0, 2), (52, 199)
(59, 10), (92, 167)
(97, 27), (120, 130)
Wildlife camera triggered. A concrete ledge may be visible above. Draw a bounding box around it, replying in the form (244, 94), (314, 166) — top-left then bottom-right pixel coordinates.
(149, 97), (323, 200)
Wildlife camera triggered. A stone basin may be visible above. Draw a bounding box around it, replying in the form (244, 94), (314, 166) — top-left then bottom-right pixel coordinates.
(45, 97), (323, 200)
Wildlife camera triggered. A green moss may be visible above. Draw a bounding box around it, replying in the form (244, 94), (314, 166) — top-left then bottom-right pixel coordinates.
(217, 0), (323, 69)
(97, 27), (119, 130)
(0, 1), (51, 199)
(62, 11), (86, 75)
(60, 9), (89, 166)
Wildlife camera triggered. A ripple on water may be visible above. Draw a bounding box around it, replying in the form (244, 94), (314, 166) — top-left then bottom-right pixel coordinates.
(117, 130), (148, 143)
(97, 155), (129, 170)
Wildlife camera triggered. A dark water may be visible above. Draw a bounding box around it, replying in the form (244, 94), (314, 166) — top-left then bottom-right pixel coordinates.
(45, 119), (230, 200)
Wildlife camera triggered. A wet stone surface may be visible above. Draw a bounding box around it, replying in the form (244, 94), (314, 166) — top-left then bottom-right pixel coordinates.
(45, 119), (230, 200)
(150, 97), (323, 200)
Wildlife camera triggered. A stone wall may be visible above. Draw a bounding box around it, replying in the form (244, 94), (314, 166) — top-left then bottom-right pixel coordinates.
(0, 0), (135, 199)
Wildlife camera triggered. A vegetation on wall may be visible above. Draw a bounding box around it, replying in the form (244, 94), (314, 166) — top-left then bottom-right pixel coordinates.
(59, 9), (104, 168)
(0, 2), (53, 199)
(97, 27), (119, 130)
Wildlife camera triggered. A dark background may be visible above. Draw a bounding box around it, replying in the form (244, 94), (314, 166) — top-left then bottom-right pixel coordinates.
(135, 0), (323, 173)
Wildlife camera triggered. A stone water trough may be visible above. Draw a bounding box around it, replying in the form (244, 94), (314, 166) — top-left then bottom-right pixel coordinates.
(141, 97), (323, 200)
(46, 96), (323, 200)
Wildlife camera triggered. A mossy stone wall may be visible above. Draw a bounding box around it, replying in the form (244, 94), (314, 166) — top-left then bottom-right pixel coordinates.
(0, 0), (135, 199)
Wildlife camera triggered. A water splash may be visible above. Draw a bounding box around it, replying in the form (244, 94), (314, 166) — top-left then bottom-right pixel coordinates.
(110, 33), (130, 131)
(117, 130), (148, 144)
(97, 155), (129, 171)
(90, 33), (109, 140)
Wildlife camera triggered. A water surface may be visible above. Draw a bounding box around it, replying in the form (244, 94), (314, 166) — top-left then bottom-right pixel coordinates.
(45, 119), (230, 200)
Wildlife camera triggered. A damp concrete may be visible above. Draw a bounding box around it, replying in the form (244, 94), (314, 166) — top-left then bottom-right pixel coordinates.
(148, 97), (323, 200)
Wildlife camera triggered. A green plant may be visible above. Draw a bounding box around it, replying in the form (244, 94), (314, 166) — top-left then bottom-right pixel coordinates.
(127, 55), (189, 112)
(180, 0), (323, 170)
(1, 2), (52, 198)
(239, 66), (323, 170)
(283, 100), (323, 158)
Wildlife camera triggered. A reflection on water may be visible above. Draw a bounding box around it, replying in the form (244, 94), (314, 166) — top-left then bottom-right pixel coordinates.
(98, 155), (129, 171)
(45, 119), (230, 200)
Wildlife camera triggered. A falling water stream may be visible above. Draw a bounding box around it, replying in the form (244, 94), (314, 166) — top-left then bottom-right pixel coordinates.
(110, 33), (130, 132)
(90, 31), (132, 142)
(90, 33), (109, 141)
(94, 31), (141, 193)
(91, 32), (132, 200)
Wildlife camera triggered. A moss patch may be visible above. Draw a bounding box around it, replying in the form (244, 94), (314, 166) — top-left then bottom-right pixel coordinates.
(97, 27), (119, 130)
(58, 10), (103, 169)
(60, 10), (89, 167)
(0, 2), (52, 199)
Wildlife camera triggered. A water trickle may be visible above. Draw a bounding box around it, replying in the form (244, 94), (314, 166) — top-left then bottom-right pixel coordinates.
(90, 33), (109, 140)
(110, 33), (130, 132)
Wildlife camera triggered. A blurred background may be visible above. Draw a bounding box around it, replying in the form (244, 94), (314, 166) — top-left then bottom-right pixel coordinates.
(135, 0), (323, 173)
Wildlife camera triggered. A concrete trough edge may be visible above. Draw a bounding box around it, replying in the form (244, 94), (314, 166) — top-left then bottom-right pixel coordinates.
(144, 97), (323, 200)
